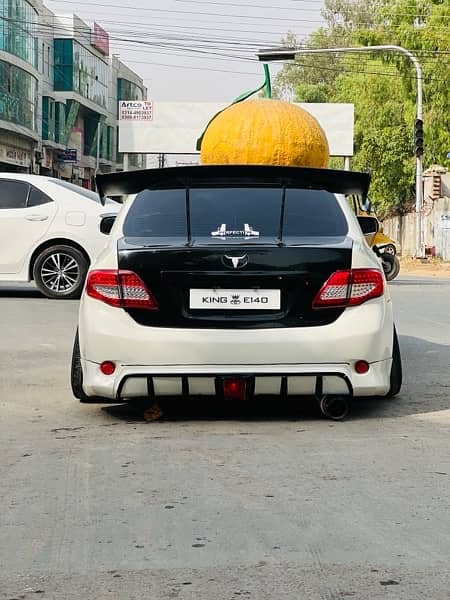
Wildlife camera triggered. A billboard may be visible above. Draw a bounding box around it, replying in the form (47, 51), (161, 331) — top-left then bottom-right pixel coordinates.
(92, 22), (109, 56)
(118, 102), (354, 157)
(57, 149), (78, 163)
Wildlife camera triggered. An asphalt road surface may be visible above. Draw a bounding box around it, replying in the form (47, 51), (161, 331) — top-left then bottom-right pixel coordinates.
(1, 277), (450, 600)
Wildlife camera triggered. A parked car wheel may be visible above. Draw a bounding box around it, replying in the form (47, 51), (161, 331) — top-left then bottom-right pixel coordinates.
(386, 328), (402, 398)
(71, 331), (106, 403)
(33, 245), (89, 299)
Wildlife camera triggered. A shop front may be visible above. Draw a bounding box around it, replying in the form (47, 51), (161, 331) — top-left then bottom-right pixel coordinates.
(0, 144), (32, 173)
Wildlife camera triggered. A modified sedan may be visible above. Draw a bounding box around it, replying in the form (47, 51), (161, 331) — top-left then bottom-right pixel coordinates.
(71, 165), (402, 419)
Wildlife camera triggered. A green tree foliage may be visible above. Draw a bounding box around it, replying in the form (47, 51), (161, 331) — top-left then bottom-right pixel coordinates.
(275, 0), (450, 215)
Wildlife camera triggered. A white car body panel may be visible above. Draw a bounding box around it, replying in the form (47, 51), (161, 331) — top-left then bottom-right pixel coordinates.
(0, 174), (120, 283)
(77, 193), (395, 401)
(0, 200), (58, 274)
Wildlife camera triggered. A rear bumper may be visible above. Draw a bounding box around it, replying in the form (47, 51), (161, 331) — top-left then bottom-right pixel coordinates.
(79, 295), (393, 400)
(81, 359), (391, 401)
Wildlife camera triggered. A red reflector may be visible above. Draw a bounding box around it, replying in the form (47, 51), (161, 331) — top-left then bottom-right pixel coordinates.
(313, 269), (384, 309)
(223, 378), (247, 400)
(86, 269), (158, 310)
(355, 360), (370, 374)
(100, 361), (116, 375)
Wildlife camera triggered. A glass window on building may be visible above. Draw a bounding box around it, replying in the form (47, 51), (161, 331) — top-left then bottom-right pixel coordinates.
(42, 96), (55, 142)
(0, 0), (38, 67)
(0, 59), (37, 131)
(55, 102), (65, 145)
(117, 78), (144, 117)
(54, 39), (73, 92)
(107, 126), (115, 163)
(54, 39), (108, 109)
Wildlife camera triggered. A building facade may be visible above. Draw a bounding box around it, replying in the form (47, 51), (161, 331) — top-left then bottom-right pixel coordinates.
(0, 0), (40, 172)
(0, 0), (147, 187)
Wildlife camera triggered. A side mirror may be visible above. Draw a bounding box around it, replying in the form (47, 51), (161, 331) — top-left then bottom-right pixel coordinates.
(357, 216), (379, 236)
(100, 214), (116, 235)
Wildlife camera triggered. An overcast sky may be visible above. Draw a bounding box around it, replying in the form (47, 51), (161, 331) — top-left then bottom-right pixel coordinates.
(45, 0), (325, 101)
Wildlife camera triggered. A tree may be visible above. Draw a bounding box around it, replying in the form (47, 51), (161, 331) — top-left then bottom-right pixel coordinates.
(275, 0), (450, 215)
(332, 59), (415, 214)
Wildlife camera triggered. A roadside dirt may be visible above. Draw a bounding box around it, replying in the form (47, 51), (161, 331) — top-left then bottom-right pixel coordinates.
(399, 257), (450, 278)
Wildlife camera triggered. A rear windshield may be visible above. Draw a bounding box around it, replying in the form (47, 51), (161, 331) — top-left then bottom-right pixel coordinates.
(123, 187), (348, 240)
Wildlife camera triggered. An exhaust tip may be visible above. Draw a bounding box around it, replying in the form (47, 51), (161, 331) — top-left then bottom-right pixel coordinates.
(319, 395), (350, 421)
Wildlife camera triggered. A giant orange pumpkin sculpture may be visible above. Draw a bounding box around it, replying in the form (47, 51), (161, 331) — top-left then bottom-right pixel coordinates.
(198, 65), (330, 168)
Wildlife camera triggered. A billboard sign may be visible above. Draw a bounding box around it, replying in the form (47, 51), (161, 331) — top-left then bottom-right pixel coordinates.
(57, 149), (78, 163)
(118, 102), (354, 157)
(92, 22), (110, 56)
(119, 100), (154, 122)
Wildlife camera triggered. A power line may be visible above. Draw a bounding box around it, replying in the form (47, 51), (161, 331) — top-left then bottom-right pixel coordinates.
(280, 59), (449, 84)
(178, 0), (450, 21)
(43, 0), (450, 28)
(173, 0), (325, 12)
(42, 1), (327, 24)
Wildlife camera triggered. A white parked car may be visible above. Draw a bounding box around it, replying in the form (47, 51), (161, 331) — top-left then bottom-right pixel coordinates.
(0, 174), (120, 299)
(72, 166), (402, 420)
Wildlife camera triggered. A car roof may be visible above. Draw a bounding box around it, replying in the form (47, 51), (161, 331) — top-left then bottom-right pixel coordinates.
(0, 173), (56, 183)
(0, 173), (107, 201)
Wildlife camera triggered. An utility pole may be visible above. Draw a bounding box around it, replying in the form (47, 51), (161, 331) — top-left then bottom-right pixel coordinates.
(258, 46), (425, 258)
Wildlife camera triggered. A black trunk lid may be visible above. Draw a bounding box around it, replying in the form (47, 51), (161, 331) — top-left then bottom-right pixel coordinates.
(118, 238), (352, 328)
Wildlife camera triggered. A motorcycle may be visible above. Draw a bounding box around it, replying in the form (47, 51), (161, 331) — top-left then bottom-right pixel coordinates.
(356, 215), (400, 282)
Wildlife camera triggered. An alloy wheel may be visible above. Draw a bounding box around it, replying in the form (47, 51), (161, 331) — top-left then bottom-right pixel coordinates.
(40, 252), (81, 293)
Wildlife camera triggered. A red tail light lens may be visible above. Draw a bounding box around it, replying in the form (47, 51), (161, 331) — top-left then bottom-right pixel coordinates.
(313, 269), (384, 309)
(223, 378), (247, 400)
(86, 270), (158, 310)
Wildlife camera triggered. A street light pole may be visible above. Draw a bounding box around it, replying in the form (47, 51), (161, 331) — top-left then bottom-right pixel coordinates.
(258, 45), (424, 257)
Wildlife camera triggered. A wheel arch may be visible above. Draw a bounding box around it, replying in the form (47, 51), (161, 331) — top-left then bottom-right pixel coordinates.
(29, 238), (91, 280)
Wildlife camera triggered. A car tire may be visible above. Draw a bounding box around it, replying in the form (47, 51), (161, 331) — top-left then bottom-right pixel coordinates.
(382, 253), (400, 281)
(33, 245), (89, 299)
(71, 331), (106, 403)
(386, 328), (402, 398)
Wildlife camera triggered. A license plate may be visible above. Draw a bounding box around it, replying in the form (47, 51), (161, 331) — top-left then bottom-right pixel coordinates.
(189, 289), (280, 310)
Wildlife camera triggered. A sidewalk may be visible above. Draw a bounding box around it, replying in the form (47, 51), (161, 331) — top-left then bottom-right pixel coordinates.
(399, 257), (450, 278)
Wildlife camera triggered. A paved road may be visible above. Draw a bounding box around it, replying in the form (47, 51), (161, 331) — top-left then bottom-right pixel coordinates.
(1, 277), (450, 600)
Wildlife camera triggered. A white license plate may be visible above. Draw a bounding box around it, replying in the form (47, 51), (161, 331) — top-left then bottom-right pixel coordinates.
(189, 289), (281, 310)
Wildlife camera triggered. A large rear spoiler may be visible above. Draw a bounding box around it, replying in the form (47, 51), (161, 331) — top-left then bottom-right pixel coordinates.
(96, 165), (371, 206)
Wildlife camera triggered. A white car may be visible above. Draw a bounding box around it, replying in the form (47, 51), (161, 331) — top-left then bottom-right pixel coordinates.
(0, 174), (120, 299)
(72, 166), (402, 420)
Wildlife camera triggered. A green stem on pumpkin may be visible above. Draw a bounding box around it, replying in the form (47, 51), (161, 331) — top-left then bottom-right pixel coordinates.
(263, 63), (272, 98)
(196, 64), (272, 151)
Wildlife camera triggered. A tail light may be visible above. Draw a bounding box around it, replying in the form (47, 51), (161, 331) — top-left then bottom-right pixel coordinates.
(313, 269), (384, 309)
(222, 378), (247, 400)
(86, 269), (158, 310)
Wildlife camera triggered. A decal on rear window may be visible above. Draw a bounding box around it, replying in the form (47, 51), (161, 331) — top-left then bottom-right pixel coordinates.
(211, 223), (260, 238)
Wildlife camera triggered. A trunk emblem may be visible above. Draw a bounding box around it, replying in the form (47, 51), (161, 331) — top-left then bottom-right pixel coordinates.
(223, 255), (249, 269)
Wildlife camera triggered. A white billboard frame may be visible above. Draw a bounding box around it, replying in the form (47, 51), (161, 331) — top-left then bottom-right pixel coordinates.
(119, 101), (354, 158)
